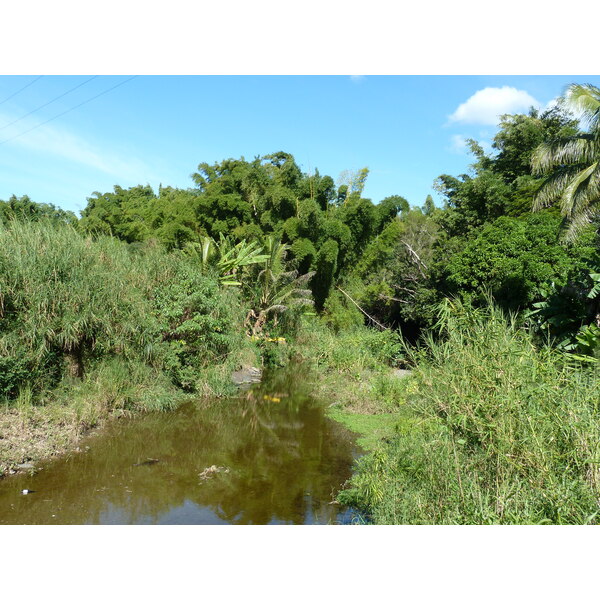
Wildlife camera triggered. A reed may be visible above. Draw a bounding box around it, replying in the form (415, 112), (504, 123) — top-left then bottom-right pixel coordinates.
(341, 300), (600, 524)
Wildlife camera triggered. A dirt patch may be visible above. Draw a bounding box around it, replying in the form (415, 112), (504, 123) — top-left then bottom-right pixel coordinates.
(0, 406), (104, 478)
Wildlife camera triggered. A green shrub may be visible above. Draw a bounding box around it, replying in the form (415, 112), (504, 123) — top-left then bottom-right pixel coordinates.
(442, 212), (598, 311)
(0, 220), (252, 404)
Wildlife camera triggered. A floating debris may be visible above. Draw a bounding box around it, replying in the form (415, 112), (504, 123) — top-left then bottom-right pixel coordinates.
(21, 489), (35, 495)
(199, 465), (230, 481)
(133, 458), (159, 467)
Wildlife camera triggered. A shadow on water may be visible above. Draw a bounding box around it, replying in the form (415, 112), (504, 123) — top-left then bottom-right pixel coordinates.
(0, 364), (365, 524)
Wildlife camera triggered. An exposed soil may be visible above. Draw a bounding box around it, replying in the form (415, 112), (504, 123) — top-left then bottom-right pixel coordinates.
(0, 406), (104, 478)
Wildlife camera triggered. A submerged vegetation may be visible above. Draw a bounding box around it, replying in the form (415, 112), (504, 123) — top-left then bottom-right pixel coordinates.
(1, 83), (600, 524)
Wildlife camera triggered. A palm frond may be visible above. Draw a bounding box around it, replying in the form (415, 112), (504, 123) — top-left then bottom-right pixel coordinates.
(531, 84), (600, 241)
(561, 162), (598, 217)
(533, 166), (583, 210)
(564, 205), (600, 243)
(566, 84), (600, 133)
(531, 135), (596, 174)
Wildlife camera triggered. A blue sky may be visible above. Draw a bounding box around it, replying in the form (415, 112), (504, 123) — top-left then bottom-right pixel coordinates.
(1, 75), (600, 215)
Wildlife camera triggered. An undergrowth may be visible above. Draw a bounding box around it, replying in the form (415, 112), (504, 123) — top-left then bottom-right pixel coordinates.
(340, 300), (600, 524)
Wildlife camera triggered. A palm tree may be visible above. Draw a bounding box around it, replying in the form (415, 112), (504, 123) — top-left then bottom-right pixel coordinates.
(532, 84), (600, 241)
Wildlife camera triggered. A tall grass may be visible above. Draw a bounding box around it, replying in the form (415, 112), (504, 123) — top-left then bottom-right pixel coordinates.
(289, 316), (406, 414)
(341, 300), (600, 524)
(0, 220), (255, 407)
(0, 221), (157, 383)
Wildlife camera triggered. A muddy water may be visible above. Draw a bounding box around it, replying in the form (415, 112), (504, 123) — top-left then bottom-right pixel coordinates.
(0, 367), (363, 524)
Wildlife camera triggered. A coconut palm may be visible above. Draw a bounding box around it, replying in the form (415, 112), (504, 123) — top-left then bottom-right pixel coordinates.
(532, 84), (600, 241)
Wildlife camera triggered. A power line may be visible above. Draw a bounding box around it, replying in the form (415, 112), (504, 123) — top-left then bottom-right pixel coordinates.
(0, 76), (43, 106)
(0, 76), (98, 132)
(0, 76), (137, 146)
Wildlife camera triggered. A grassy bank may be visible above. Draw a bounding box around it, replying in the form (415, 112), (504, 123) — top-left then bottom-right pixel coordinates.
(337, 301), (600, 524)
(0, 220), (258, 476)
(290, 317), (404, 412)
(286, 317), (411, 455)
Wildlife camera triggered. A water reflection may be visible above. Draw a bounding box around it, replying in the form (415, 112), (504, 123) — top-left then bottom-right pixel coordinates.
(0, 366), (362, 524)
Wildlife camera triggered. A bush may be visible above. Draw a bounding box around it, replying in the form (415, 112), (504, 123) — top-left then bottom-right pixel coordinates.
(149, 256), (248, 390)
(0, 220), (252, 403)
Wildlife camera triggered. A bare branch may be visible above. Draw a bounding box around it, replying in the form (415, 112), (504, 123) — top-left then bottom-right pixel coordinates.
(402, 242), (427, 278)
(336, 286), (389, 330)
(392, 284), (417, 296)
(379, 293), (409, 304)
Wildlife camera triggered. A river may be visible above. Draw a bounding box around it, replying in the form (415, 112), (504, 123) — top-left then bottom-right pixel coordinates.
(0, 366), (363, 524)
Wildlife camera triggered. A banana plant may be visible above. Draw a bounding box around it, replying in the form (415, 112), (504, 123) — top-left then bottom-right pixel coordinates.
(526, 270), (600, 363)
(185, 234), (269, 287)
(245, 235), (314, 335)
(215, 234), (269, 286)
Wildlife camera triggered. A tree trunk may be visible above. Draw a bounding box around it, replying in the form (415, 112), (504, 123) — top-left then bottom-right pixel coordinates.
(64, 344), (85, 379)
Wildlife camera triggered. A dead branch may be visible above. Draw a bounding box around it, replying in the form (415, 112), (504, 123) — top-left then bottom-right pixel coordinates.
(392, 284), (417, 296)
(402, 241), (427, 278)
(336, 286), (389, 330)
(379, 294), (409, 304)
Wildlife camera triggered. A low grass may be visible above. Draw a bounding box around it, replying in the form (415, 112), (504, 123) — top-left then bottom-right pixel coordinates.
(290, 316), (406, 414)
(326, 409), (403, 451)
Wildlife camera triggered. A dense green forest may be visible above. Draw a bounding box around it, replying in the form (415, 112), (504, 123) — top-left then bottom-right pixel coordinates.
(1, 83), (599, 523)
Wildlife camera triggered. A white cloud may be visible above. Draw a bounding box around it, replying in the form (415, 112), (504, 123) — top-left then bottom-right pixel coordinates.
(448, 86), (541, 126)
(0, 110), (161, 185)
(349, 75), (365, 83)
(449, 134), (468, 153)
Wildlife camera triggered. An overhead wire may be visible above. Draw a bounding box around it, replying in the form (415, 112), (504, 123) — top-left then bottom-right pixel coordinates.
(0, 76), (43, 107)
(0, 76), (98, 132)
(0, 76), (137, 146)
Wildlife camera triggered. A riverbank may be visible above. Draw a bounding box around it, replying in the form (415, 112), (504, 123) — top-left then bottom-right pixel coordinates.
(14, 302), (596, 526)
(288, 318), (410, 456)
(0, 363), (361, 525)
(0, 403), (100, 477)
(0, 317), (402, 480)
(0, 359), (254, 478)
